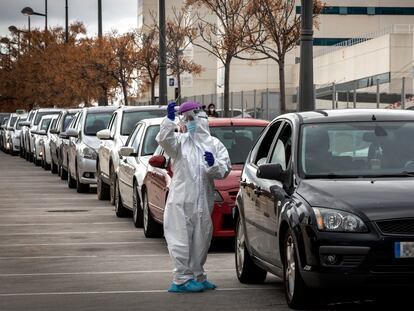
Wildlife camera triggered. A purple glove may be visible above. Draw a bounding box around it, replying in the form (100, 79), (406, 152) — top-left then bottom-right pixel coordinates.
(204, 151), (214, 167)
(167, 102), (176, 121)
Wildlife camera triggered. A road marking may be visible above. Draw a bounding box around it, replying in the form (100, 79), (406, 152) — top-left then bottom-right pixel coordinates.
(0, 287), (274, 297)
(0, 269), (235, 277)
(0, 222), (126, 227)
(0, 241), (164, 247)
(0, 230), (138, 236)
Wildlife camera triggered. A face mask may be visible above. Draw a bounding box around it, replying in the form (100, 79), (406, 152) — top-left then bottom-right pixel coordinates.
(187, 121), (197, 134)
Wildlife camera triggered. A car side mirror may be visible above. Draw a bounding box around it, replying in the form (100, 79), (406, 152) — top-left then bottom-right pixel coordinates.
(149, 155), (166, 168)
(38, 130), (47, 136)
(20, 121), (31, 127)
(256, 163), (287, 183)
(50, 129), (59, 134)
(66, 128), (79, 138)
(59, 132), (68, 139)
(118, 146), (137, 157)
(7, 127), (14, 131)
(97, 129), (112, 140)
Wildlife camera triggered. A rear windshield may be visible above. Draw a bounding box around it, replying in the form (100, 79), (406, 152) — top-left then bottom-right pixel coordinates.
(141, 125), (161, 156)
(121, 110), (165, 136)
(16, 118), (27, 130)
(210, 126), (265, 165)
(63, 114), (75, 131)
(84, 112), (113, 136)
(35, 111), (60, 125)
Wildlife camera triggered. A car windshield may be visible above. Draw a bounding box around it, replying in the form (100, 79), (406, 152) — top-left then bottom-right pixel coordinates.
(300, 122), (414, 178)
(34, 111), (60, 125)
(9, 116), (18, 127)
(63, 114), (75, 131)
(84, 112), (113, 136)
(40, 118), (52, 131)
(210, 126), (264, 164)
(121, 110), (165, 136)
(141, 125), (160, 156)
(16, 118), (27, 130)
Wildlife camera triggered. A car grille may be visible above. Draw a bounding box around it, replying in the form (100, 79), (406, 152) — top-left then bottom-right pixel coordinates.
(376, 219), (414, 235)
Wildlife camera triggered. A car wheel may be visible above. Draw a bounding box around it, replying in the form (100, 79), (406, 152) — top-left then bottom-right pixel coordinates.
(51, 159), (58, 174)
(142, 189), (163, 238)
(283, 229), (316, 309)
(67, 166), (76, 189)
(235, 216), (267, 284)
(97, 164), (110, 200)
(76, 166), (90, 193)
(35, 158), (41, 166)
(109, 164), (116, 205)
(114, 177), (130, 218)
(132, 181), (143, 228)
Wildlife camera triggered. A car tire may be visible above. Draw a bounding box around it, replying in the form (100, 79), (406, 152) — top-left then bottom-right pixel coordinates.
(51, 160), (58, 174)
(97, 164), (110, 200)
(35, 158), (41, 167)
(76, 166), (90, 193)
(61, 166), (68, 180)
(109, 164), (116, 206)
(114, 177), (130, 218)
(235, 216), (267, 284)
(67, 167), (76, 189)
(283, 229), (316, 309)
(142, 189), (163, 238)
(132, 181), (143, 228)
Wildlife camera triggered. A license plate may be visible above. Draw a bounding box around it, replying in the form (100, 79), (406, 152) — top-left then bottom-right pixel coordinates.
(395, 242), (414, 258)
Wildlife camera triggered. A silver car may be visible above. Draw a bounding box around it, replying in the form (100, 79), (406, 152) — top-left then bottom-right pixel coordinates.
(3, 114), (19, 154)
(96, 106), (165, 203)
(33, 114), (57, 166)
(66, 106), (116, 193)
(19, 110), (36, 159)
(39, 115), (59, 170)
(49, 109), (80, 174)
(9, 114), (28, 156)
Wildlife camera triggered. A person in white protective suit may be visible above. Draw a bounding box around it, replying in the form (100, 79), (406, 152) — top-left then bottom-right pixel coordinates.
(156, 101), (231, 293)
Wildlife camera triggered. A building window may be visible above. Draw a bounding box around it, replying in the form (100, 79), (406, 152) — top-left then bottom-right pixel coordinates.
(367, 7), (375, 15)
(312, 38), (351, 46)
(296, 6), (414, 15)
(339, 7), (348, 15)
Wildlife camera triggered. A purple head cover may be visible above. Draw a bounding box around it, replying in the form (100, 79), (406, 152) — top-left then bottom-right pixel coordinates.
(179, 101), (201, 114)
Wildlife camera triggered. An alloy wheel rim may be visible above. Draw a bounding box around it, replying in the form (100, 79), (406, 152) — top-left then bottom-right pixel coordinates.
(286, 235), (296, 299)
(236, 220), (245, 276)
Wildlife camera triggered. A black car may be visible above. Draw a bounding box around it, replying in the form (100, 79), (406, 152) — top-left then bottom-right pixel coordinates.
(235, 109), (414, 309)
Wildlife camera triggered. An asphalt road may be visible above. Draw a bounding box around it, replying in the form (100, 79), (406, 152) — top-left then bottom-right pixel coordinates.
(0, 151), (407, 311)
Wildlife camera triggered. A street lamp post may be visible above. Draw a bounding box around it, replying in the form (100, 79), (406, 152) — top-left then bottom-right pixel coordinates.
(21, 5), (47, 32)
(298, 0), (315, 112)
(98, 0), (102, 38)
(159, 0), (168, 106)
(65, 0), (69, 43)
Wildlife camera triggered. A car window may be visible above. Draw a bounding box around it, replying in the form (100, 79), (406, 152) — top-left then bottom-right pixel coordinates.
(127, 124), (142, 149)
(121, 110), (165, 136)
(109, 113), (118, 137)
(269, 124), (292, 170)
(250, 121), (283, 165)
(141, 125), (160, 156)
(9, 116), (18, 127)
(54, 113), (63, 131)
(210, 126), (265, 165)
(62, 114), (75, 131)
(28, 111), (35, 121)
(16, 118), (27, 130)
(48, 119), (58, 132)
(40, 118), (52, 131)
(84, 112), (112, 136)
(34, 111), (60, 125)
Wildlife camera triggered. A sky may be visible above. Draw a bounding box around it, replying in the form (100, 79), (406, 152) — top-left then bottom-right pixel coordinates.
(0, 0), (138, 38)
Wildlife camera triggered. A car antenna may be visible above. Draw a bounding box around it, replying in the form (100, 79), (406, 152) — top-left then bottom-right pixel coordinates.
(314, 110), (328, 116)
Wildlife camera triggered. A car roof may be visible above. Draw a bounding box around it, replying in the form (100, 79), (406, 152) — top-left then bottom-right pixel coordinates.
(84, 106), (117, 113)
(36, 108), (63, 112)
(139, 117), (164, 126)
(117, 105), (165, 113)
(208, 118), (269, 127)
(292, 109), (414, 124)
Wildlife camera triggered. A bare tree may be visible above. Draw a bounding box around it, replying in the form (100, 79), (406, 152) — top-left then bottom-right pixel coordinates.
(248, 0), (323, 113)
(185, 0), (266, 117)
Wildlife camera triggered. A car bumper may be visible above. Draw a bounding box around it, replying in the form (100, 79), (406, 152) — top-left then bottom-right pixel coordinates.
(78, 157), (97, 184)
(298, 226), (414, 289)
(212, 201), (235, 237)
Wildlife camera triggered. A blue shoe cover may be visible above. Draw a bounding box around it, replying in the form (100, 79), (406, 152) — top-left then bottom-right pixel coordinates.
(199, 280), (216, 290)
(168, 279), (204, 293)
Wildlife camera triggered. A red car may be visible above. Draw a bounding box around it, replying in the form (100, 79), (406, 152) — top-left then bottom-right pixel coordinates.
(141, 118), (269, 238)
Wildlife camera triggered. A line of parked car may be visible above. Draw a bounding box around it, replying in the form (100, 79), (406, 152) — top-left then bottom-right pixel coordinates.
(3, 107), (414, 309)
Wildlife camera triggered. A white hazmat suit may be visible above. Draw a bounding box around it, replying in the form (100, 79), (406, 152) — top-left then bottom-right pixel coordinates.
(156, 112), (231, 285)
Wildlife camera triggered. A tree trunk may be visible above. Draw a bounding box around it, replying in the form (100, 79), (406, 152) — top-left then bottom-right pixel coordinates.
(223, 60), (231, 118)
(278, 56), (286, 114)
(122, 82), (129, 106)
(177, 71), (182, 105)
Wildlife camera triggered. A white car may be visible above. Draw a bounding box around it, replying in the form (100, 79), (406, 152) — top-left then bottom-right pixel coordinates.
(3, 113), (19, 153)
(10, 114), (28, 156)
(39, 115), (59, 170)
(33, 114), (57, 166)
(114, 118), (163, 227)
(96, 106), (165, 204)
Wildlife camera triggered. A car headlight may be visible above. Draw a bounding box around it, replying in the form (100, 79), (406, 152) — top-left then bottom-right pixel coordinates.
(313, 208), (368, 233)
(81, 145), (97, 160)
(214, 190), (223, 202)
